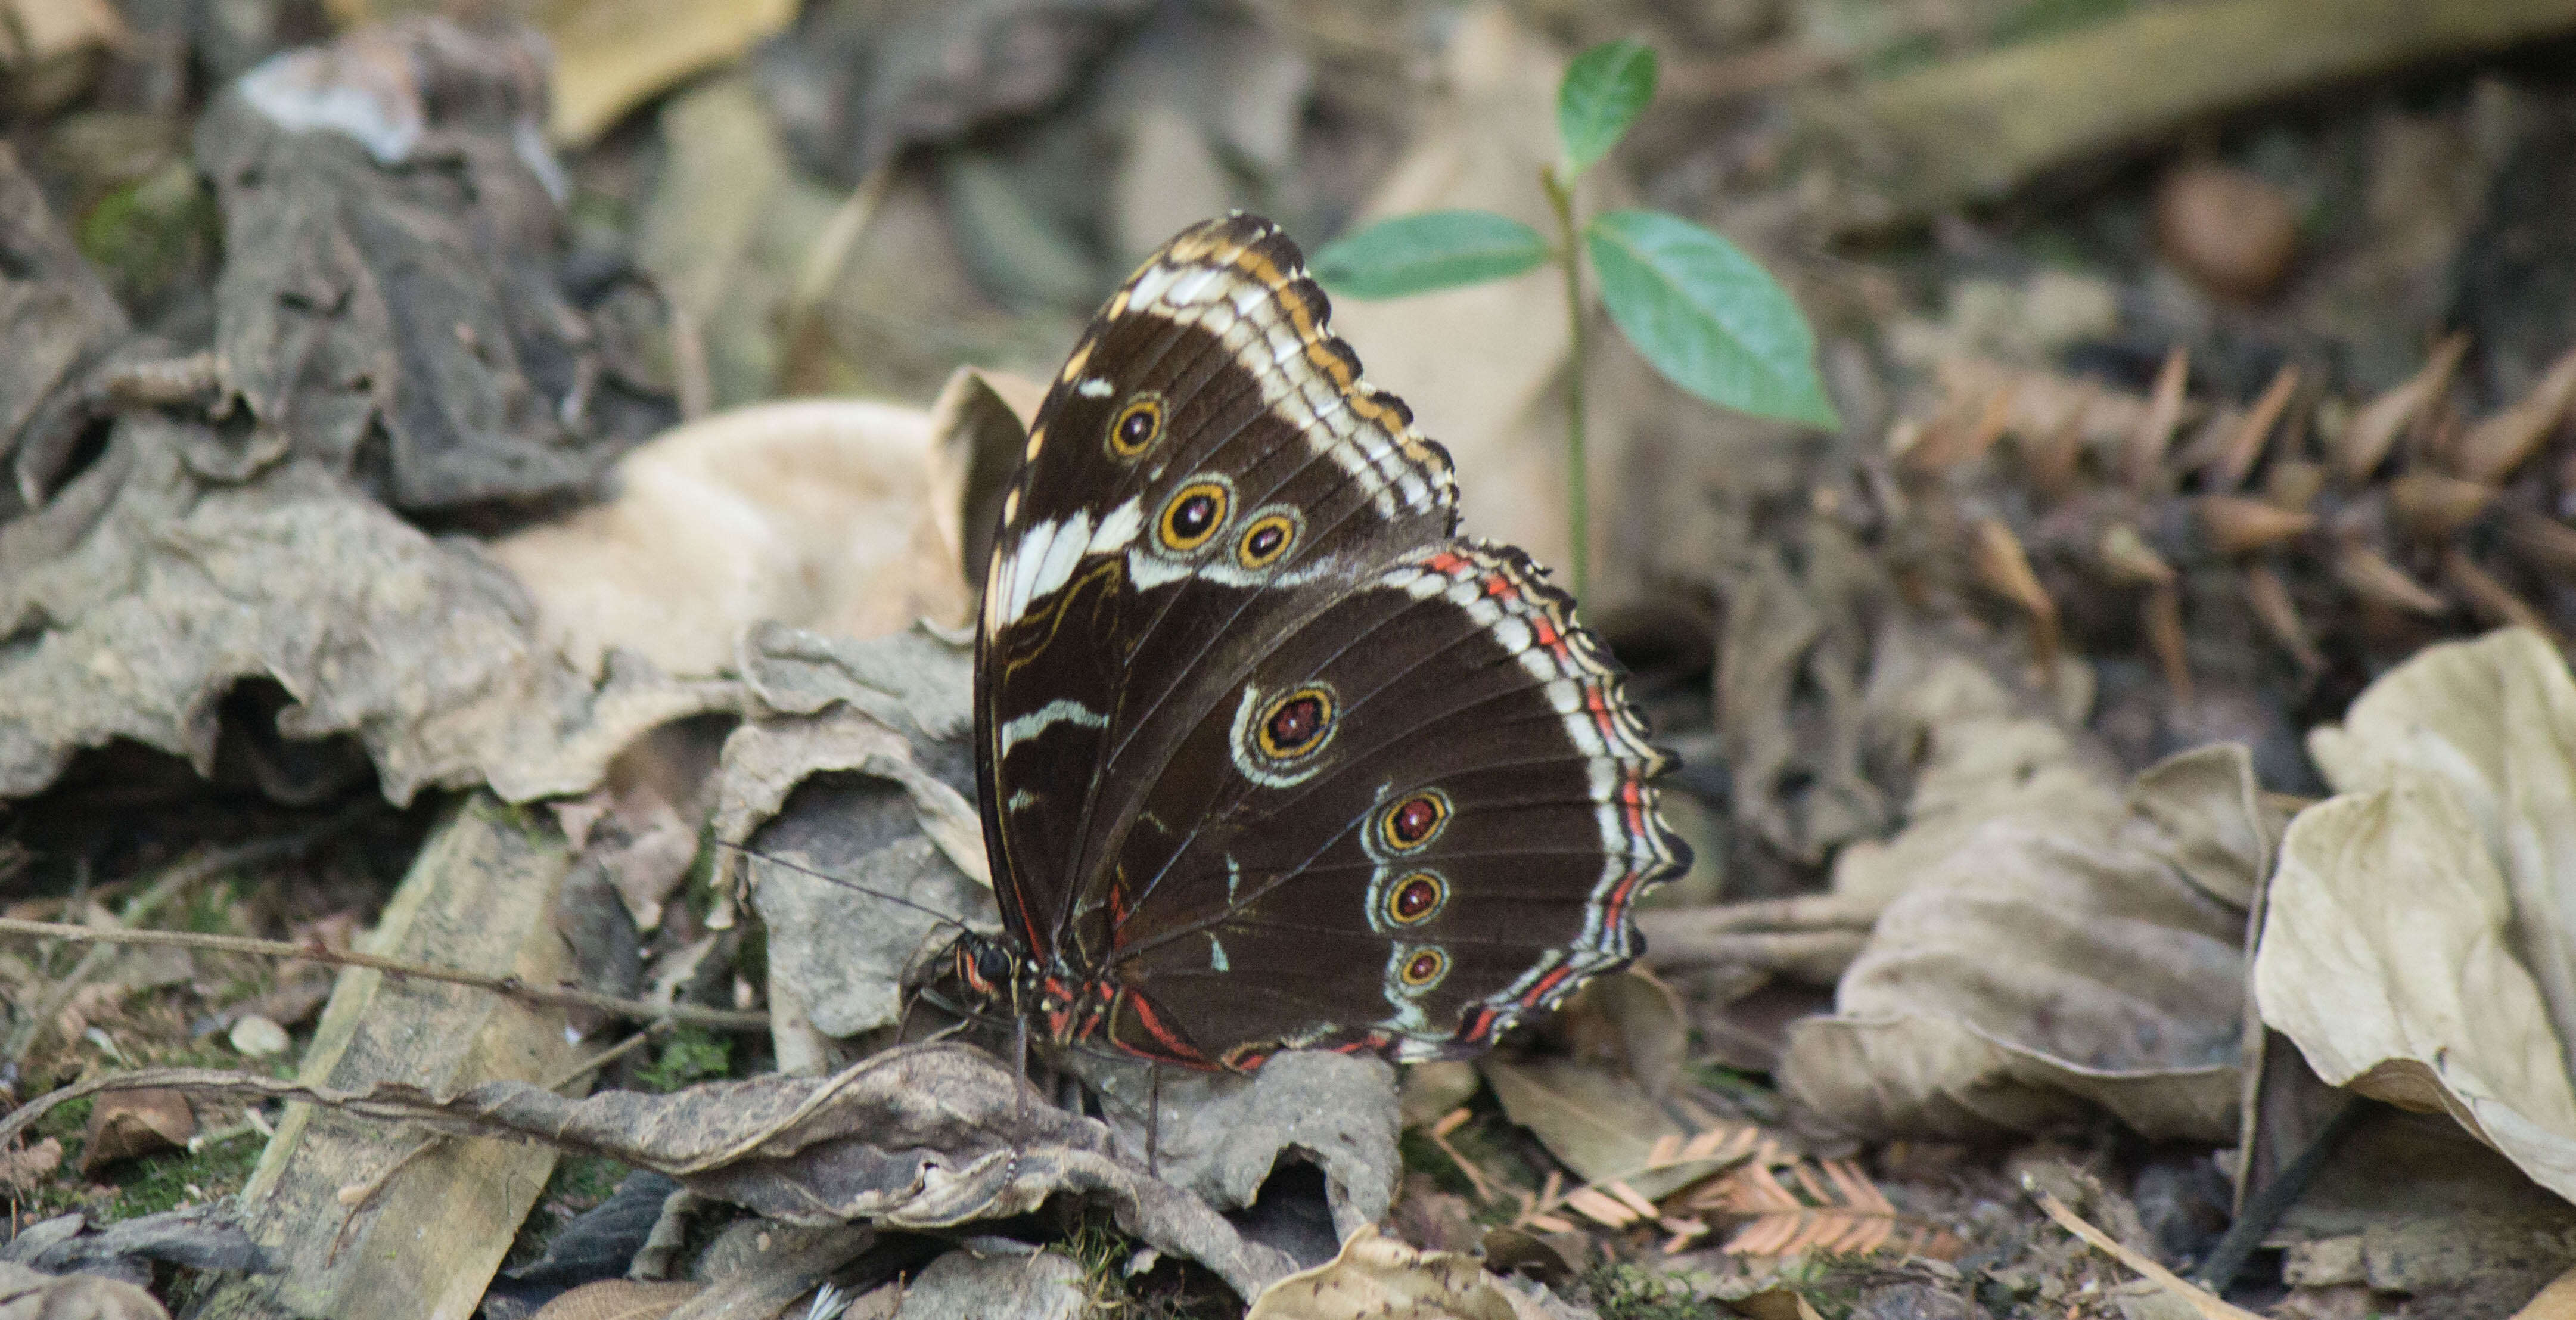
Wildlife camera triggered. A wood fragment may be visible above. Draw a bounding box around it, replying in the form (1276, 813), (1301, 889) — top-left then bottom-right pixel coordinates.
(2333, 542), (2447, 615)
(2506, 509), (2576, 574)
(2098, 523), (2174, 585)
(198, 796), (591, 1320)
(2443, 550), (2553, 636)
(2455, 343), (2576, 482)
(2210, 364), (2299, 491)
(2143, 582), (2194, 703)
(2336, 333), (2466, 482)
(2198, 494), (2316, 555)
(1968, 517), (2061, 675)
(2242, 564), (2325, 672)
(2124, 347), (2190, 492)
(2386, 471), (2497, 540)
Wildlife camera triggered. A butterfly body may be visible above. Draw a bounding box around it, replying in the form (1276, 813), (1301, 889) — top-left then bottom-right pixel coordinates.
(964, 215), (1688, 1071)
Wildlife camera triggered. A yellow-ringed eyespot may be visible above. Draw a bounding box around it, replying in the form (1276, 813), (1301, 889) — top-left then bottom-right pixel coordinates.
(1158, 479), (1231, 552)
(1107, 394), (1165, 458)
(1253, 684), (1335, 762)
(1235, 509), (1300, 569)
(1384, 871), (1447, 925)
(1398, 947), (1449, 989)
(1379, 789), (1450, 853)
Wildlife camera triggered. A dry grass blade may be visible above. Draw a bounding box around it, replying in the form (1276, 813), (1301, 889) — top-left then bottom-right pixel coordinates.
(2208, 364), (2298, 491)
(2031, 1187), (2260, 1320)
(2506, 510), (2576, 575)
(1517, 1119), (1768, 1233)
(2098, 524), (2174, 586)
(1565, 1187), (1646, 1229)
(2335, 332), (2466, 482)
(2454, 343), (2576, 483)
(2123, 346), (2189, 492)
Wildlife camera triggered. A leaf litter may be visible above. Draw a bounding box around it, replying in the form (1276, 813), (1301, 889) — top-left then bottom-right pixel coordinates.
(18, 2), (2576, 1318)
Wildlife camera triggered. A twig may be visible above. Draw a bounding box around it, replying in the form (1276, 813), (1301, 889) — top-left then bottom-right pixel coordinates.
(2, 821), (356, 1067)
(0, 919), (769, 1032)
(2031, 1185), (2261, 1320)
(2195, 1095), (2370, 1293)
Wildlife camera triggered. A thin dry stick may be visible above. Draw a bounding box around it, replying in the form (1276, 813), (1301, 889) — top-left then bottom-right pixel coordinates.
(4, 823), (353, 1066)
(2031, 1185), (2261, 1320)
(0, 919), (769, 1032)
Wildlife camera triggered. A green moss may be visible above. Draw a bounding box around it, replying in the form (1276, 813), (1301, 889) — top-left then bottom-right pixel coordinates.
(1581, 1262), (1716, 1320)
(635, 1026), (731, 1092)
(105, 1133), (264, 1220)
(76, 161), (217, 302)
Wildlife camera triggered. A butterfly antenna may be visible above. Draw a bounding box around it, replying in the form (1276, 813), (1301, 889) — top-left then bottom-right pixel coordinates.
(714, 841), (979, 933)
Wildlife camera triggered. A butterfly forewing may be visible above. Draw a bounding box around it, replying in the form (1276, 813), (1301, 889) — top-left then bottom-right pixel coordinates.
(975, 215), (1688, 1068)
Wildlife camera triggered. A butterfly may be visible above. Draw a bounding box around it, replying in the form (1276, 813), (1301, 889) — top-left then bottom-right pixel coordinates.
(952, 213), (1688, 1073)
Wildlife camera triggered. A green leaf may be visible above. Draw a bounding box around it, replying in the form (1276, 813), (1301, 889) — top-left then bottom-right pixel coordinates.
(1310, 210), (1551, 300)
(1584, 209), (1841, 429)
(1556, 39), (1657, 175)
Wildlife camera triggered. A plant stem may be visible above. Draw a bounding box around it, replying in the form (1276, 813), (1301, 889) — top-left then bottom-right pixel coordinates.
(1542, 165), (1589, 601)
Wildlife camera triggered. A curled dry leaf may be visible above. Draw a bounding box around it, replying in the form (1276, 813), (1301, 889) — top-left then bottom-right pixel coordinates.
(1075, 1051), (1400, 1250)
(1783, 741), (2273, 1141)
(1243, 1226), (1555, 1320)
(0, 142), (128, 518)
(894, 1247), (1088, 1320)
(714, 625), (991, 1043)
(0, 1205), (274, 1287)
(0, 421), (732, 803)
(0, 1046), (1297, 1300)
(2256, 628), (2576, 1200)
(490, 399), (974, 681)
(1714, 525), (1888, 864)
(204, 18), (672, 510)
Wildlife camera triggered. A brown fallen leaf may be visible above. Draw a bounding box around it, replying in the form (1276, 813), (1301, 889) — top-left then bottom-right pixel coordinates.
(489, 399), (974, 682)
(0, 1138), (61, 1190)
(1783, 741), (2272, 1142)
(1243, 1225), (1553, 1320)
(0, 1262), (167, 1320)
(0, 422), (734, 805)
(78, 1088), (193, 1172)
(527, 1278), (700, 1320)
(0, 1044), (1297, 1301)
(206, 17), (671, 510)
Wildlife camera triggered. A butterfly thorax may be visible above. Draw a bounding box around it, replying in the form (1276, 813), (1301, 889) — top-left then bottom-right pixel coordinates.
(946, 930), (1124, 1054)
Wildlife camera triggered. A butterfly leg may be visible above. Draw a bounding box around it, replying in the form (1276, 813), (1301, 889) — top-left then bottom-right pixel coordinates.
(1146, 1063), (1163, 1178)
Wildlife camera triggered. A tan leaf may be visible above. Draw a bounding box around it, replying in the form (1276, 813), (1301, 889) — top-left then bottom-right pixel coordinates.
(2257, 628), (2576, 1199)
(1245, 1226), (1553, 1320)
(528, 1279), (701, 1320)
(490, 400), (971, 682)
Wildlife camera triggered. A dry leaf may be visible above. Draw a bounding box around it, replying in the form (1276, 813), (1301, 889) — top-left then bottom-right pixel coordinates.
(78, 1088), (193, 1172)
(490, 400), (972, 681)
(0, 142), (129, 518)
(1074, 1050), (1400, 1245)
(2256, 628), (2576, 1200)
(0, 1262), (167, 1320)
(1783, 741), (2269, 1141)
(526, 1279), (700, 1320)
(542, 0), (796, 145)
(207, 18), (672, 510)
(893, 1248), (1087, 1320)
(1243, 1226), (1552, 1320)
(0, 424), (732, 805)
(0, 1045), (1297, 1300)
